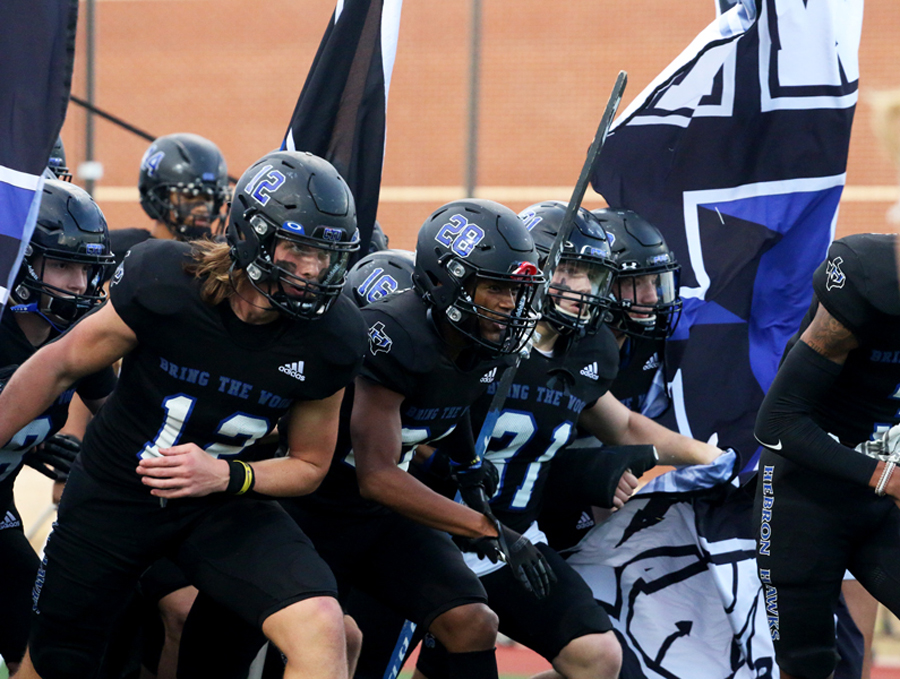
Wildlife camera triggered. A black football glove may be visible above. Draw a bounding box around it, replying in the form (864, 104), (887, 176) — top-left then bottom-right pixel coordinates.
(451, 458), (500, 511)
(456, 520), (557, 600)
(25, 433), (81, 482)
(550, 445), (657, 508)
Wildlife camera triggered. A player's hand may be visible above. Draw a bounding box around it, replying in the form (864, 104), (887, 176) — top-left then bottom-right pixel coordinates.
(25, 433), (81, 482)
(456, 522), (557, 599)
(136, 444), (230, 499)
(452, 458), (500, 508)
(495, 524), (556, 599)
(857, 424), (900, 459)
(612, 470), (639, 510)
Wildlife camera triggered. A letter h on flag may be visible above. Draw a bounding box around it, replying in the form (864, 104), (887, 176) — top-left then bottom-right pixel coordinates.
(593, 0), (861, 471)
(0, 0), (78, 315)
(282, 0), (402, 257)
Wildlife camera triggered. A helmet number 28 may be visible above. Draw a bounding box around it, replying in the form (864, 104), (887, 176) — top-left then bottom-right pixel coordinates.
(435, 214), (485, 258)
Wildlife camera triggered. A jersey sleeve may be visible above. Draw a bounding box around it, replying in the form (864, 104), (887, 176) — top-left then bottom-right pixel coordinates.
(75, 366), (117, 402)
(308, 299), (367, 399)
(109, 240), (194, 335)
(358, 306), (422, 397)
(813, 239), (883, 344)
(592, 328), (620, 404)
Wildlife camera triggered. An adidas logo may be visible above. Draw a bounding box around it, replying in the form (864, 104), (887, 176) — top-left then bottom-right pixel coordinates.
(643, 354), (661, 371)
(576, 511), (594, 530)
(579, 362), (599, 381)
(278, 361), (306, 381)
(481, 367), (497, 383)
(0, 510), (21, 531)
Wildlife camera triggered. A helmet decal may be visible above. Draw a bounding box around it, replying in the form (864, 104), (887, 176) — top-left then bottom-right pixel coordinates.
(434, 214), (486, 258)
(282, 221), (305, 234)
(243, 165), (286, 207)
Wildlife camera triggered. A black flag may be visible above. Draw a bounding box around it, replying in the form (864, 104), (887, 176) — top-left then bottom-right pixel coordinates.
(282, 0), (402, 257)
(0, 0), (78, 311)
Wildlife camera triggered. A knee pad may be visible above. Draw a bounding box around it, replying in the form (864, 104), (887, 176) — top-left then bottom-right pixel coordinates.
(416, 633), (450, 679)
(778, 647), (839, 679)
(29, 614), (107, 679)
(31, 644), (102, 679)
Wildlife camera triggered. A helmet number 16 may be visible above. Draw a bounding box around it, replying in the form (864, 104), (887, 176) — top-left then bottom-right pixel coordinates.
(435, 214), (485, 258)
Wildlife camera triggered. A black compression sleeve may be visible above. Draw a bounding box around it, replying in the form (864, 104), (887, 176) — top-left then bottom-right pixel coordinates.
(754, 340), (876, 486)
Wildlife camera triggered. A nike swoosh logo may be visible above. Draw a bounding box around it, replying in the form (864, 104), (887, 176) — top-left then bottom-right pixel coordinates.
(757, 438), (782, 451)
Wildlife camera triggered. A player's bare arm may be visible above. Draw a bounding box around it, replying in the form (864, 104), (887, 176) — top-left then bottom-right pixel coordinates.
(0, 302), (136, 446)
(580, 391), (721, 465)
(351, 376), (498, 539)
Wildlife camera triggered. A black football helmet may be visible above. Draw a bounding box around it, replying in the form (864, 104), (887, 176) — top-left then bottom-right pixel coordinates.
(367, 220), (389, 254)
(344, 249), (415, 307)
(592, 208), (682, 339)
(226, 150), (359, 320)
(138, 133), (230, 240)
(519, 201), (616, 335)
(46, 136), (72, 182)
(413, 198), (543, 355)
(11, 180), (115, 330)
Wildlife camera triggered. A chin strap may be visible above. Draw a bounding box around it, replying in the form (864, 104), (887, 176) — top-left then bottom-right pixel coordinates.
(8, 303), (67, 333)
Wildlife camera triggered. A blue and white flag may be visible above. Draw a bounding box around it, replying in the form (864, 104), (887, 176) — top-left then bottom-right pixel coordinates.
(593, 0), (861, 473)
(0, 0), (78, 310)
(282, 0), (402, 256)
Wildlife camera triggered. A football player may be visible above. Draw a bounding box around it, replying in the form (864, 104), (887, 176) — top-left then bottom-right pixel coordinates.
(754, 233), (900, 679)
(0, 150), (367, 679)
(412, 201), (718, 679)
(0, 180), (116, 675)
(109, 133), (230, 262)
(113, 131), (230, 679)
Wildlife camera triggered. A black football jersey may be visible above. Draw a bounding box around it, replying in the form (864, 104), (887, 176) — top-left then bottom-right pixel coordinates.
(81, 239), (366, 492)
(613, 336), (667, 414)
(312, 289), (509, 512)
(476, 327), (619, 532)
(785, 234), (900, 445)
(0, 310), (116, 504)
(109, 227), (154, 265)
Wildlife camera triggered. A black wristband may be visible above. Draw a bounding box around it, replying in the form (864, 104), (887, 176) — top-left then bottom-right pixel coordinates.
(225, 460), (255, 495)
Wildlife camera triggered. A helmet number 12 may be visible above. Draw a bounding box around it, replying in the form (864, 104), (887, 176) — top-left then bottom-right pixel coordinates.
(244, 164), (287, 207)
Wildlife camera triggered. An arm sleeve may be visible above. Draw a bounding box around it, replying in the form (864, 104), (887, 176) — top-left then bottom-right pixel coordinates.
(75, 366), (117, 401)
(754, 340), (876, 486)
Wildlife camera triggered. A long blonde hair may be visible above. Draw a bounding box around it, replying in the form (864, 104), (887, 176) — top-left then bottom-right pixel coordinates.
(184, 239), (248, 306)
